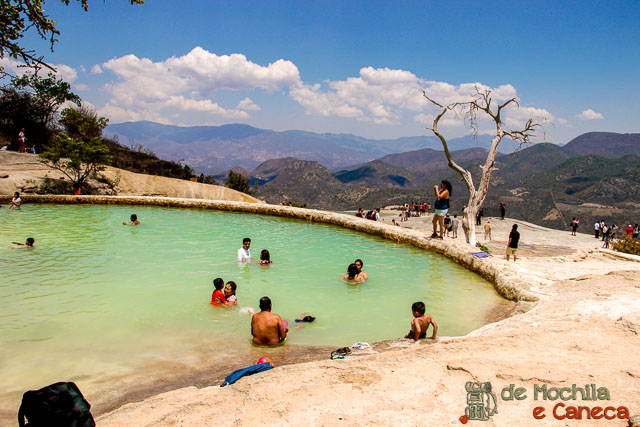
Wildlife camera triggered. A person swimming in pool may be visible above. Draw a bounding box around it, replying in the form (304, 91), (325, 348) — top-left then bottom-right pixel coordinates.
(237, 237), (252, 262)
(354, 259), (368, 280)
(222, 281), (237, 307)
(123, 214), (140, 225)
(12, 237), (34, 249)
(342, 263), (366, 283)
(210, 277), (226, 306)
(251, 296), (287, 347)
(291, 312), (316, 332)
(259, 249), (272, 265)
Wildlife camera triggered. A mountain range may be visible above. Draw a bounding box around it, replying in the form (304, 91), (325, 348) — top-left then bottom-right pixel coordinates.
(106, 121), (522, 173)
(105, 122), (640, 230)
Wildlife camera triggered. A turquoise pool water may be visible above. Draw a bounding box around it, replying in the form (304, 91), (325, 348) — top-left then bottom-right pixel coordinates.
(0, 204), (501, 403)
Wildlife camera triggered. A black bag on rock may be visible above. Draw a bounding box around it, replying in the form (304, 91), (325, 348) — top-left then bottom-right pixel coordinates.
(18, 382), (95, 427)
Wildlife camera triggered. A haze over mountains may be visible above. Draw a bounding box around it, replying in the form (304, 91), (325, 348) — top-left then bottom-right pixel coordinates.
(106, 122), (640, 230)
(106, 121), (522, 173)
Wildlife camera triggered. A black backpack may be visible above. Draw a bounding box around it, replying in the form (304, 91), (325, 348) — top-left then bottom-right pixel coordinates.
(18, 382), (95, 427)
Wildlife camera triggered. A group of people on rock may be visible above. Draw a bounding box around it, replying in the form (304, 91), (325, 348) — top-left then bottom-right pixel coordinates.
(593, 220), (640, 248)
(356, 208), (380, 221)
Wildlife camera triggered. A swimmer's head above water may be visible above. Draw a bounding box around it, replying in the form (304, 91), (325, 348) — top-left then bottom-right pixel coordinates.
(259, 296), (271, 312)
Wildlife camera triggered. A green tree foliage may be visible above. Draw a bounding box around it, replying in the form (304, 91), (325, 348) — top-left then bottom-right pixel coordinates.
(612, 235), (640, 256)
(225, 170), (253, 195)
(60, 105), (108, 141)
(0, 88), (50, 150)
(39, 107), (112, 191)
(0, 72), (79, 150)
(0, 0), (144, 73)
(11, 71), (80, 126)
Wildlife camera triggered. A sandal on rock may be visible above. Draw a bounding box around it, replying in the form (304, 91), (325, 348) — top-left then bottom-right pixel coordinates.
(330, 347), (352, 359)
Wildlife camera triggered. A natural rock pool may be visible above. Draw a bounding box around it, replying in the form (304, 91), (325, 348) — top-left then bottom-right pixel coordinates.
(0, 203), (503, 416)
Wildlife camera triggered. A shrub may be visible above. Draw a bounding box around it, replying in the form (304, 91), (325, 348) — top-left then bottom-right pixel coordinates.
(476, 242), (490, 253)
(612, 235), (640, 256)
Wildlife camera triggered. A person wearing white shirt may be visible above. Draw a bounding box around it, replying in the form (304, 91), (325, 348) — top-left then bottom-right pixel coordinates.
(9, 192), (21, 209)
(237, 237), (252, 262)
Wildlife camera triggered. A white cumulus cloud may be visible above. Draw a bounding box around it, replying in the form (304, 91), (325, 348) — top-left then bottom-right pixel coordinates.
(237, 97), (261, 111)
(98, 47), (299, 123)
(286, 67), (547, 132)
(91, 64), (103, 74)
(0, 57), (77, 82)
(578, 109), (604, 120)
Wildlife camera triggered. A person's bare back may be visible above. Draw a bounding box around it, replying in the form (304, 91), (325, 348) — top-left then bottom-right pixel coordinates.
(251, 297), (287, 347)
(410, 314), (437, 341)
(404, 302), (438, 343)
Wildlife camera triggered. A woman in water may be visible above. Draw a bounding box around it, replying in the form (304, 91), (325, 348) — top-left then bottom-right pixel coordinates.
(342, 263), (365, 283)
(431, 180), (452, 239)
(222, 281), (237, 307)
(259, 249), (272, 265)
(8, 192), (21, 209)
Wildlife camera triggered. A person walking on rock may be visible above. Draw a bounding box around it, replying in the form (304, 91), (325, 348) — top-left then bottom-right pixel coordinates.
(506, 224), (520, 262)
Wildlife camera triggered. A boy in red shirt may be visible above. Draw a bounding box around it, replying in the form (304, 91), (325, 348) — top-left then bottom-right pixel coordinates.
(210, 277), (226, 306)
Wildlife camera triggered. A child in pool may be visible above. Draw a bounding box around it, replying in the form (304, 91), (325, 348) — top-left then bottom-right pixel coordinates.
(404, 301), (438, 343)
(210, 277), (226, 306)
(12, 237), (35, 249)
(123, 214), (140, 226)
(290, 312), (315, 332)
(259, 249), (272, 265)
(222, 281), (237, 307)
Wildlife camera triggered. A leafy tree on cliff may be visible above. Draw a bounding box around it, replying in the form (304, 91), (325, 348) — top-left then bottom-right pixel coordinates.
(225, 170), (254, 196)
(1, 0), (144, 74)
(39, 106), (112, 192)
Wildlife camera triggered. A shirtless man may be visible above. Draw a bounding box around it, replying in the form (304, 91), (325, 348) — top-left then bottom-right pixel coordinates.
(251, 296), (287, 347)
(404, 301), (438, 343)
(354, 259), (368, 280)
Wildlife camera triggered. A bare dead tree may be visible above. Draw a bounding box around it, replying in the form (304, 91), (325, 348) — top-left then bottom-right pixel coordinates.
(423, 87), (541, 246)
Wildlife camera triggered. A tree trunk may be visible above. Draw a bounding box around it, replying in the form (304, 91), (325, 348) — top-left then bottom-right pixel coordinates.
(463, 205), (477, 247)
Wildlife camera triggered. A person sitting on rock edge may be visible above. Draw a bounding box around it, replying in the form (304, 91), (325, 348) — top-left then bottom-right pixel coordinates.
(404, 301), (438, 343)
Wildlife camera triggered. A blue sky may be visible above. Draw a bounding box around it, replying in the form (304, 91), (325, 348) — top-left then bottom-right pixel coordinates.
(4, 0), (639, 143)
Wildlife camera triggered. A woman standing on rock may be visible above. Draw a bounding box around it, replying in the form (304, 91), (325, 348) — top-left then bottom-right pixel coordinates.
(431, 180), (451, 240)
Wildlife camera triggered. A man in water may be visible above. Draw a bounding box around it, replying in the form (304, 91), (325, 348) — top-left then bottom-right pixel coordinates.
(354, 259), (368, 280)
(237, 237), (252, 262)
(251, 296), (287, 347)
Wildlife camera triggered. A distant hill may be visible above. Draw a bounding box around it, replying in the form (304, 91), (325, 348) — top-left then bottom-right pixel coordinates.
(379, 147), (495, 178)
(333, 160), (417, 188)
(106, 121), (519, 174)
(250, 143), (640, 231)
(254, 158), (345, 206)
(563, 132), (640, 158)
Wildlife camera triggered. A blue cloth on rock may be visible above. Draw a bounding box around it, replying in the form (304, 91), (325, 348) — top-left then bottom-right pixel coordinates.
(220, 363), (273, 387)
(470, 251), (491, 258)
